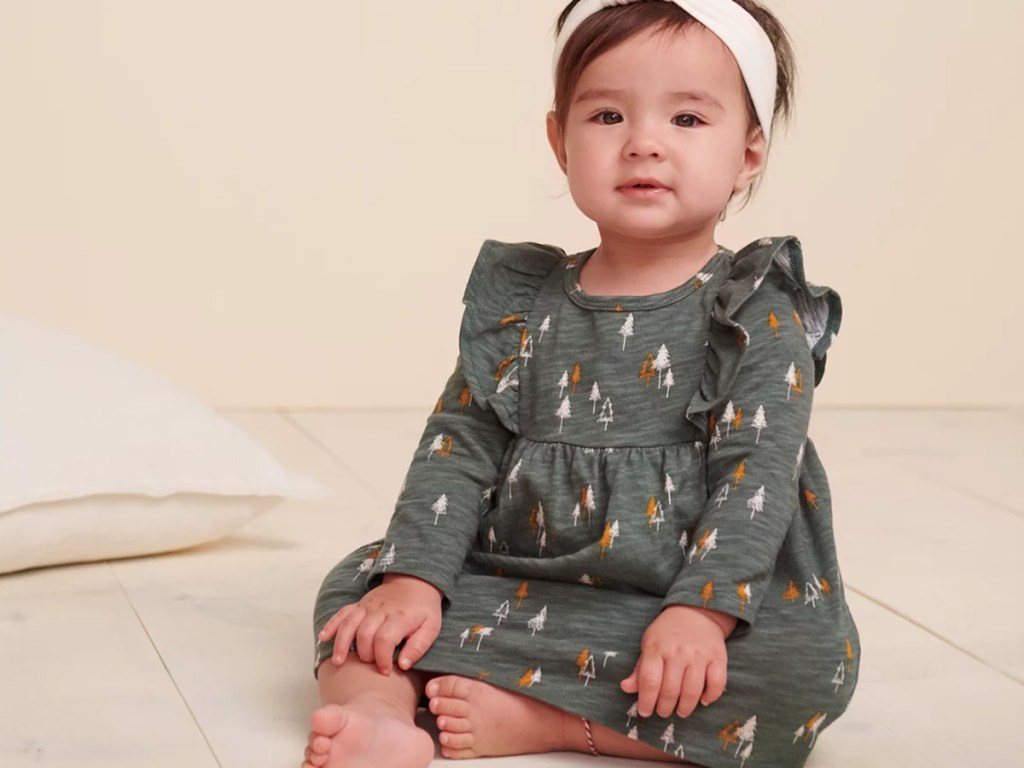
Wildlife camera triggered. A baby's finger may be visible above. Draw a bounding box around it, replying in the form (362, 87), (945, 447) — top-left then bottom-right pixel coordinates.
(655, 662), (683, 719)
(355, 612), (386, 666)
(676, 664), (706, 719)
(635, 655), (664, 718)
(331, 605), (365, 665)
(399, 613), (441, 670)
(620, 661), (640, 694)
(319, 605), (354, 643)
(701, 659), (728, 706)
(373, 615), (411, 675)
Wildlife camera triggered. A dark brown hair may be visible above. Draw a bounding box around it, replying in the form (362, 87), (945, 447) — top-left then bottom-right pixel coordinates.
(552, 0), (796, 206)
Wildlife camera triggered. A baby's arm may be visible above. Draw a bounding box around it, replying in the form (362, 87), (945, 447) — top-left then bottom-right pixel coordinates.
(626, 272), (816, 716)
(321, 360), (514, 673)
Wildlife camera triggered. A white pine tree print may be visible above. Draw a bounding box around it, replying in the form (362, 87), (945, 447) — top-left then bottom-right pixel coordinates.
(651, 500), (665, 532)
(832, 662), (846, 692)
(493, 600), (510, 625)
(352, 557), (375, 581)
(378, 544), (396, 571)
(627, 726), (639, 740)
(602, 651), (618, 667)
(696, 270), (714, 283)
(619, 313), (635, 350)
(747, 486), (766, 519)
(793, 725), (805, 744)
(507, 458), (523, 498)
(752, 405), (768, 443)
(558, 370), (570, 398)
(556, 396), (572, 433)
(714, 484), (730, 509)
(527, 606), (548, 635)
(583, 485), (597, 523)
(678, 530), (689, 552)
(661, 723), (676, 752)
(738, 742), (753, 766)
(805, 575), (823, 608)
(663, 367), (674, 397)
(626, 702), (639, 727)
(520, 335), (534, 367)
(654, 344), (671, 388)
(711, 423), (723, 452)
(531, 667), (543, 686)
(589, 382), (602, 413)
(427, 434), (445, 460)
(482, 485), (495, 504)
(538, 315), (551, 341)
(736, 716), (757, 757)
(581, 654), (597, 686)
(793, 441), (806, 480)
(785, 363), (798, 400)
(664, 474), (676, 505)
(538, 529), (547, 556)
(474, 627), (493, 651)
(458, 628), (470, 648)
(487, 526), (497, 552)
(674, 744), (686, 760)
(598, 397), (614, 430)
(431, 494), (448, 525)
(688, 528), (718, 562)
(722, 401), (736, 436)
(610, 520), (620, 546)
(535, 501), (546, 541)
(571, 503), (582, 526)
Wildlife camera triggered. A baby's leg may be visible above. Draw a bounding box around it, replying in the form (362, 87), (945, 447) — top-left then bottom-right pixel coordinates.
(303, 658), (435, 768)
(426, 676), (698, 764)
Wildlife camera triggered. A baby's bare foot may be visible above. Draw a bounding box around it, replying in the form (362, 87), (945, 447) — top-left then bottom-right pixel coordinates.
(301, 702), (434, 768)
(425, 675), (571, 759)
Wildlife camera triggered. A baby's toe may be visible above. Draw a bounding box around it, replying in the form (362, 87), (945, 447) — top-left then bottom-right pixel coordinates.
(428, 674), (477, 702)
(310, 704), (347, 737)
(430, 695), (471, 718)
(436, 715), (472, 734)
(439, 730), (474, 750)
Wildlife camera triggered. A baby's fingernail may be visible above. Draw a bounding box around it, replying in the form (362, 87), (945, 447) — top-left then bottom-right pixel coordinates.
(333, 656), (341, 664)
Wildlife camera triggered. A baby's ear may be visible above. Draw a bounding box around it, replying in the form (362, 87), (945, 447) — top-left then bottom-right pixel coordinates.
(546, 111), (568, 174)
(734, 126), (767, 194)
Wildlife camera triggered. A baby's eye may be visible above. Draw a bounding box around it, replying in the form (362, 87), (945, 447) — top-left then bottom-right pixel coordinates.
(673, 114), (703, 128)
(593, 111), (623, 125)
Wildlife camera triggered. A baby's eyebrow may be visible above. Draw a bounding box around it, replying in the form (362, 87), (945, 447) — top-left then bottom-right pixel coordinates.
(575, 88), (724, 111)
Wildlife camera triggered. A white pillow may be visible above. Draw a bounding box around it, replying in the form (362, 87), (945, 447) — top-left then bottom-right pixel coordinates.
(0, 313), (331, 574)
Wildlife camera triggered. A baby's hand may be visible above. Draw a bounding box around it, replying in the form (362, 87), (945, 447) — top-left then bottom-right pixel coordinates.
(620, 605), (736, 719)
(318, 574), (443, 676)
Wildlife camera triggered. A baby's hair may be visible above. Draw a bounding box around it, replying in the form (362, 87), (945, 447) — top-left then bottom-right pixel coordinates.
(552, 0), (796, 207)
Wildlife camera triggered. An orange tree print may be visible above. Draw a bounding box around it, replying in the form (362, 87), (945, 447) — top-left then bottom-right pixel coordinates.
(459, 386), (473, 414)
(768, 311), (781, 339)
(732, 460), (747, 488)
(701, 581), (715, 608)
(515, 581), (529, 609)
(571, 362), (582, 394)
(782, 581), (801, 602)
(802, 487), (819, 511)
(719, 719), (741, 750)
(639, 353), (656, 387)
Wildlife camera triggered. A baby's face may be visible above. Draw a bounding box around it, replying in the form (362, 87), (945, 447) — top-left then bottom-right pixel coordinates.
(551, 24), (764, 242)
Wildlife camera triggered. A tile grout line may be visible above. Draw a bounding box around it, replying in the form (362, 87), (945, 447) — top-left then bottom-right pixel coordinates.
(107, 564), (225, 768)
(903, 467), (1024, 522)
(846, 584), (1024, 687)
(276, 410), (386, 501)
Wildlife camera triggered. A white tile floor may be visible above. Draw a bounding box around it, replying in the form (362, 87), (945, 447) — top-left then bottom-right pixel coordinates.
(2, 409), (1022, 767)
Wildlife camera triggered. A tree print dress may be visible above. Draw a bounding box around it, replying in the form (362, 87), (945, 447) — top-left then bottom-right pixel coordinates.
(314, 236), (860, 768)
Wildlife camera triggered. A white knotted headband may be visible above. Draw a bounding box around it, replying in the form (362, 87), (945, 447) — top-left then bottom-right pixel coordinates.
(553, 0), (778, 141)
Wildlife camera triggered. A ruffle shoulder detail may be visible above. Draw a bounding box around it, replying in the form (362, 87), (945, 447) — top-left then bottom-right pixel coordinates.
(685, 236), (843, 436)
(459, 239), (565, 433)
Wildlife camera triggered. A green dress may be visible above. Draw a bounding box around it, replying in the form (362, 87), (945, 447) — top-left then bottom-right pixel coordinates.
(314, 236), (860, 768)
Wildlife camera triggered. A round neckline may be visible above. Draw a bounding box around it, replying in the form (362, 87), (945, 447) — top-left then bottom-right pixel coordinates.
(563, 246), (729, 311)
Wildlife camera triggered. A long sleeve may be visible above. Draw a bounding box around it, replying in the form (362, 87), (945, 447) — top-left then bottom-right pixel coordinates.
(365, 358), (516, 602)
(662, 266), (818, 625)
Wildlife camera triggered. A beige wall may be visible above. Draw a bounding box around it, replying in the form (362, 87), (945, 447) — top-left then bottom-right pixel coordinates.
(2, 1), (1021, 409)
